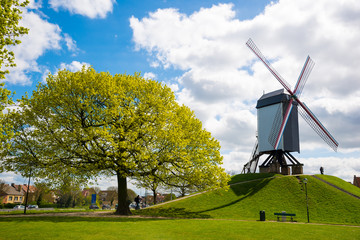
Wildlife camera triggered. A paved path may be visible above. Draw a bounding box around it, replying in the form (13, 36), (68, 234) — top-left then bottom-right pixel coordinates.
(312, 175), (360, 200)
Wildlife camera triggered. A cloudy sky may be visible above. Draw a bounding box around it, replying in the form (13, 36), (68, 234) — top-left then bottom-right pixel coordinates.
(1, 0), (359, 191)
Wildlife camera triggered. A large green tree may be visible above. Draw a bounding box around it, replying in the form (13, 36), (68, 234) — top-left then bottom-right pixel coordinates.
(2, 67), (229, 215)
(134, 105), (229, 203)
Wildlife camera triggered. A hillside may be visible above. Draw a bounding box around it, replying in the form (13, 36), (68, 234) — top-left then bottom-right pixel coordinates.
(137, 174), (360, 225)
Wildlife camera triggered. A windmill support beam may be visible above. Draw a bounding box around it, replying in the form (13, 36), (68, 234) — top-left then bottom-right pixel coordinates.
(259, 150), (303, 175)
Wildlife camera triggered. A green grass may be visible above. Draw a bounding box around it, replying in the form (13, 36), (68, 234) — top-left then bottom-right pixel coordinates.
(1, 174), (359, 239)
(0, 208), (102, 215)
(315, 174), (360, 198)
(0, 216), (359, 240)
(138, 175), (360, 225)
(228, 173), (279, 184)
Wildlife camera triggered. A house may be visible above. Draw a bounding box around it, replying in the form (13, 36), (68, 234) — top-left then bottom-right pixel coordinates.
(82, 188), (96, 198)
(354, 175), (360, 188)
(0, 184), (24, 204)
(98, 190), (117, 206)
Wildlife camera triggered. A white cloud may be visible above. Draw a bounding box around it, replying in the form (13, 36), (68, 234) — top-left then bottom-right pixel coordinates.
(49, 0), (116, 19)
(59, 61), (90, 72)
(4, 8), (80, 85)
(27, 0), (42, 9)
(143, 72), (156, 80)
(4, 10), (62, 85)
(130, 0), (360, 177)
(64, 33), (78, 52)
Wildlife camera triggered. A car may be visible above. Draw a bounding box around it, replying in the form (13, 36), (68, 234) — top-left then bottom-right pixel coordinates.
(13, 205), (25, 209)
(28, 205), (38, 209)
(89, 204), (99, 209)
(102, 204), (111, 210)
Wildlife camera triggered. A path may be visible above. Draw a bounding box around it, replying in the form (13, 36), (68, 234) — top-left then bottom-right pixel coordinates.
(312, 175), (360, 200)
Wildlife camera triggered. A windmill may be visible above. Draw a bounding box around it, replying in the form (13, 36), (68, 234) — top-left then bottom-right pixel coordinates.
(242, 38), (338, 175)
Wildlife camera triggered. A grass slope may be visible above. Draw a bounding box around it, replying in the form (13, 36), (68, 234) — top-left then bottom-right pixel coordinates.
(314, 174), (360, 198)
(138, 174), (360, 225)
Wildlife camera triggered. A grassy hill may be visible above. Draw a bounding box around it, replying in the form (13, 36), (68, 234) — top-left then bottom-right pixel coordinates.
(136, 174), (360, 225)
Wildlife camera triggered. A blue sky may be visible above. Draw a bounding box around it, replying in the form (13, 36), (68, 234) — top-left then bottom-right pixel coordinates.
(8, 0), (272, 100)
(1, 0), (360, 191)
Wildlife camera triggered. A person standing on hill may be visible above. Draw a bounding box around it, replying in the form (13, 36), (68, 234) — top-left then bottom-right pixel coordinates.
(320, 166), (324, 175)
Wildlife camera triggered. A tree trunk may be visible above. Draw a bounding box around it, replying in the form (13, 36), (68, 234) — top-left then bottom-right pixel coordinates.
(115, 173), (131, 215)
(152, 189), (156, 205)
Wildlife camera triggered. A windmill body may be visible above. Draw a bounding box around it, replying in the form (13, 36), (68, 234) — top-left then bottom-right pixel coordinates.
(257, 89), (299, 154)
(242, 38), (338, 175)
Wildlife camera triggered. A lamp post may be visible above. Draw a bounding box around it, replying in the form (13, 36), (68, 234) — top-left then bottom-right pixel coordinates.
(24, 168), (32, 214)
(303, 178), (309, 223)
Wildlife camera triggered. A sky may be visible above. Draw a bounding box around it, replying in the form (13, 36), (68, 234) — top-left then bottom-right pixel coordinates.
(1, 0), (359, 193)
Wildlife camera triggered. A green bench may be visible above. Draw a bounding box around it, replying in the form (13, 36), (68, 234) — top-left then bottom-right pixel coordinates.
(274, 212), (296, 222)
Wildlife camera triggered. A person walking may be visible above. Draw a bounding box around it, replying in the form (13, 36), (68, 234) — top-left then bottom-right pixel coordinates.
(135, 195), (141, 210)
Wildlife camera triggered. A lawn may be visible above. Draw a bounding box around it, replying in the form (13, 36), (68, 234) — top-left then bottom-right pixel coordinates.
(314, 174), (360, 198)
(1, 174), (359, 239)
(0, 216), (359, 240)
(138, 175), (360, 225)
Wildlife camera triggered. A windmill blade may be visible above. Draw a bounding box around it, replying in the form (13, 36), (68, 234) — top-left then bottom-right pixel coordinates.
(268, 99), (294, 150)
(293, 56), (315, 97)
(298, 101), (339, 151)
(268, 103), (283, 149)
(246, 38), (293, 94)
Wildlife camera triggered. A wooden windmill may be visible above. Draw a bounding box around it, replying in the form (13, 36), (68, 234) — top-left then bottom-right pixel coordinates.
(242, 38), (338, 175)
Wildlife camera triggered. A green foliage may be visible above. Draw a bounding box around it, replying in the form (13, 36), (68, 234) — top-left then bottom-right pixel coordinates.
(55, 175), (87, 208)
(0, 0), (29, 79)
(228, 173), (278, 184)
(126, 188), (136, 203)
(0, 203), (18, 209)
(2, 66), (229, 214)
(0, 0), (27, 152)
(138, 175), (360, 225)
(163, 193), (176, 202)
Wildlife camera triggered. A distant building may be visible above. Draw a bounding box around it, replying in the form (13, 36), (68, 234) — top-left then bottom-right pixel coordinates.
(98, 190), (117, 206)
(0, 184), (24, 204)
(353, 175), (360, 188)
(82, 188), (96, 198)
(0, 183), (38, 204)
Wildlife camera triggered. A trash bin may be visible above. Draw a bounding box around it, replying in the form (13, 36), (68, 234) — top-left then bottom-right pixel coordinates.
(281, 211), (286, 222)
(260, 210), (265, 221)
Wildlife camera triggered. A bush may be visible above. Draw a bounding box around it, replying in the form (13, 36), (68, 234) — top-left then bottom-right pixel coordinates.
(1, 203), (18, 209)
(39, 203), (58, 208)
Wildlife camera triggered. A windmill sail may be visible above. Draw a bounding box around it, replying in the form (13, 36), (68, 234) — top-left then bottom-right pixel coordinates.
(246, 38), (292, 93)
(293, 56), (315, 98)
(298, 102), (339, 151)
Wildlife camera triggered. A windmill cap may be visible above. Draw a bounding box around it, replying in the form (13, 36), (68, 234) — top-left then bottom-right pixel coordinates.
(256, 89), (297, 108)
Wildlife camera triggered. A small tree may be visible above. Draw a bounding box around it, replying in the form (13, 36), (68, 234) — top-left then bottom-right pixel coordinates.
(106, 186), (117, 206)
